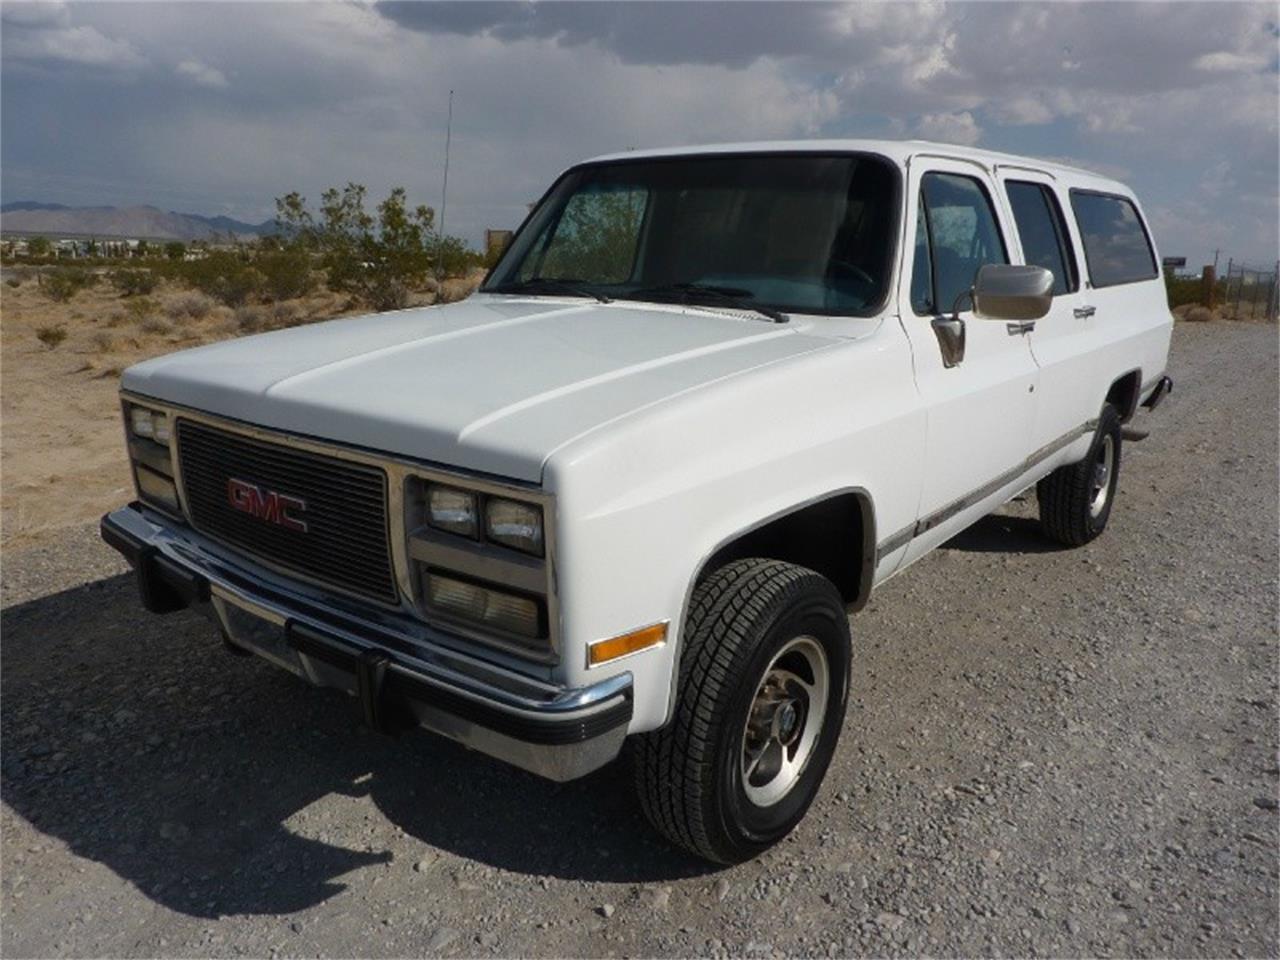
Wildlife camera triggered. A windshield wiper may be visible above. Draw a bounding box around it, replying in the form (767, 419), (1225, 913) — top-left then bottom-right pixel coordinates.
(488, 277), (612, 304)
(624, 282), (788, 324)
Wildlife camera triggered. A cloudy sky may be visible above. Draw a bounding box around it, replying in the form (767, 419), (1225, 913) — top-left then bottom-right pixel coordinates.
(2, 1), (1277, 267)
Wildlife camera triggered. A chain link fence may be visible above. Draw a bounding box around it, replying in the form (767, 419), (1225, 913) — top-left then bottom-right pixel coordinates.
(1220, 260), (1279, 322)
(1165, 258), (1279, 322)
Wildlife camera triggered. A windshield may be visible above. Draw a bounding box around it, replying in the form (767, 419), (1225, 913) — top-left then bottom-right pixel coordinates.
(483, 153), (899, 316)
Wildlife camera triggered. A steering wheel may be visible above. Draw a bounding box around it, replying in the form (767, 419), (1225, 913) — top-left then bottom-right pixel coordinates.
(829, 259), (875, 287)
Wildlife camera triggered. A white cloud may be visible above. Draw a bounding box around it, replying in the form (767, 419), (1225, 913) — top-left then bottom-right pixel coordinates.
(916, 111), (982, 146)
(989, 95), (1054, 126)
(175, 59), (228, 90)
(1194, 50), (1267, 73)
(4, 21), (143, 68)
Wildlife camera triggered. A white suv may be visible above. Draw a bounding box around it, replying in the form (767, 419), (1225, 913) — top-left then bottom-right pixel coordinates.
(102, 140), (1173, 862)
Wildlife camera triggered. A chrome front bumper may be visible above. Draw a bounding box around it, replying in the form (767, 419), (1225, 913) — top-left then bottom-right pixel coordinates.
(100, 503), (632, 781)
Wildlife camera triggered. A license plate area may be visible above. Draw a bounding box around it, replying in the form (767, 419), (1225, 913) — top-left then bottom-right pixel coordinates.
(213, 594), (301, 675)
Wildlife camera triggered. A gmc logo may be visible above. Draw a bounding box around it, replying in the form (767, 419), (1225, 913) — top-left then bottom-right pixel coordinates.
(226, 478), (308, 533)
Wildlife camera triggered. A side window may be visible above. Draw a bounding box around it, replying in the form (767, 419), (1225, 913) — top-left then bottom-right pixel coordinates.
(913, 172), (1008, 315)
(523, 185), (647, 284)
(1006, 181), (1078, 295)
(1070, 191), (1157, 288)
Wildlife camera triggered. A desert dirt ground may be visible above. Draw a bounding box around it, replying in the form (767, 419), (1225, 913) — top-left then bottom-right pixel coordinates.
(0, 269), (483, 548)
(1, 320), (1277, 958)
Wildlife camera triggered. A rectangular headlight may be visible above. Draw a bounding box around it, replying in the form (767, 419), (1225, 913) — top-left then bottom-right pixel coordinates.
(129, 405), (156, 439)
(425, 572), (545, 640)
(129, 405), (172, 444)
(484, 498), (544, 556)
(135, 465), (179, 513)
(152, 412), (172, 444)
(427, 485), (479, 538)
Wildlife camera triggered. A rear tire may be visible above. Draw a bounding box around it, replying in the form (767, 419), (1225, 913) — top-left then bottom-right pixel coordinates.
(633, 558), (851, 864)
(1038, 404), (1122, 546)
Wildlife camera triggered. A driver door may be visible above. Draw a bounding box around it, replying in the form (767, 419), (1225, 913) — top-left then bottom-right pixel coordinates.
(897, 157), (1040, 561)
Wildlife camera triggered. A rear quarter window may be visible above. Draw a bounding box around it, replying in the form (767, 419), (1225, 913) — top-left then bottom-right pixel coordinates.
(1070, 191), (1157, 288)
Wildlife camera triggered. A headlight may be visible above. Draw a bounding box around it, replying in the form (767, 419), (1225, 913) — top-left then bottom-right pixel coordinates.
(125, 402), (178, 515)
(484, 498), (544, 556)
(427, 485), (479, 538)
(130, 405), (156, 438)
(130, 406), (172, 443)
(425, 571), (545, 640)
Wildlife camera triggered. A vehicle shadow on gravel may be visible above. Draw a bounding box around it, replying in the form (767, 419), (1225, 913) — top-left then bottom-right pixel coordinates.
(940, 512), (1067, 554)
(1, 574), (712, 920)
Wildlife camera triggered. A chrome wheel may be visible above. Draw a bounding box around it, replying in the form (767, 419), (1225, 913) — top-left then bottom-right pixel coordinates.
(1089, 433), (1115, 518)
(740, 635), (829, 807)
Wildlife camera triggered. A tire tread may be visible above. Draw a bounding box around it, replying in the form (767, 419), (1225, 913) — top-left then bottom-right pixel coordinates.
(633, 558), (829, 862)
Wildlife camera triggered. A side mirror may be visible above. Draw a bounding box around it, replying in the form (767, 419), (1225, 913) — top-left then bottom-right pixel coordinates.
(972, 264), (1054, 321)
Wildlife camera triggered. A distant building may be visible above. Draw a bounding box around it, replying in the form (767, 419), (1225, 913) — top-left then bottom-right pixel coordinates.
(484, 229), (513, 260)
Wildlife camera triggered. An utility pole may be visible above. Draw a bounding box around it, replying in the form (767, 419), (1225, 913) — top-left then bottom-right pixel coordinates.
(1212, 248), (1220, 273)
(436, 89), (453, 286)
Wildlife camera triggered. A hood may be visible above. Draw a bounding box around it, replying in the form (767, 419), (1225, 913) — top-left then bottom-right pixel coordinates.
(123, 294), (843, 482)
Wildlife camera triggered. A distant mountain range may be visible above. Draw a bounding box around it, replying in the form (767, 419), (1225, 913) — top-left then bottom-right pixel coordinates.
(0, 202), (275, 241)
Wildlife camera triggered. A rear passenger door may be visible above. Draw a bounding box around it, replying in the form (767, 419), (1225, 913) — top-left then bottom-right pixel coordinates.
(995, 171), (1090, 453)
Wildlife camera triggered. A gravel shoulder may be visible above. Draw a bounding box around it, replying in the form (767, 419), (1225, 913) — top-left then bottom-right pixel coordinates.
(2, 320), (1277, 958)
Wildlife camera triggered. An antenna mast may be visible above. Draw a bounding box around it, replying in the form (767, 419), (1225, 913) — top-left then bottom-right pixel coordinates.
(436, 89), (454, 285)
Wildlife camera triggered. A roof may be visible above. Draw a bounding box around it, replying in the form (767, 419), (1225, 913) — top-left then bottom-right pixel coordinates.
(582, 139), (1125, 192)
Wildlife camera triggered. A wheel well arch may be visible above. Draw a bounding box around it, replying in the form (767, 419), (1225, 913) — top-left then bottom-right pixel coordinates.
(1106, 369), (1142, 423)
(695, 490), (875, 611)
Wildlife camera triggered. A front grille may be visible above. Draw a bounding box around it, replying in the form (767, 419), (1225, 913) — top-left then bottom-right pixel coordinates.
(176, 420), (397, 604)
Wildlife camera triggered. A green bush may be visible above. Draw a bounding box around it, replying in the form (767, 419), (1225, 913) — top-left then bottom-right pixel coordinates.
(110, 268), (159, 297)
(255, 248), (315, 301)
(182, 251), (263, 307)
(36, 325), (67, 349)
(43, 267), (95, 303)
(275, 183), (479, 312)
(1164, 271), (1225, 310)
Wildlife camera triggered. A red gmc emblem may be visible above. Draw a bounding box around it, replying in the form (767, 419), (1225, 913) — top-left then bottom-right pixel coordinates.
(226, 477), (308, 532)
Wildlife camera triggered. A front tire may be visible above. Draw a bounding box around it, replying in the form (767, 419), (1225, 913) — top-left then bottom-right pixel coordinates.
(633, 559), (851, 864)
(1038, 403), (1123, 546)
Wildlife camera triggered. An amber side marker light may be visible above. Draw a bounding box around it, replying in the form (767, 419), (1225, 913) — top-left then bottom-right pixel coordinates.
(588, 621), (668, 667)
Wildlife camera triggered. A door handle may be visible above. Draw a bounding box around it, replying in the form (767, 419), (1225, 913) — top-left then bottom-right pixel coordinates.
(1073, 305), (1097, 319)
(1005, 320), (1036, 335)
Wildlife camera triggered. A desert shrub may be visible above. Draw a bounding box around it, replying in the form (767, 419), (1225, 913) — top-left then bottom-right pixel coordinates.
(5, 277), (20, 288)
(256, 248), (315, 301)
(111, 268), (159, 297)
(1182, 305), (1214, 323)
(125, 297), (159, 322)
(43, 267), (95, 303)
(36, 325), (67, 349)
(91, 331), (122, 352)
(139, 315), (173, 335)
(234, 304), (266, 332)
(182, 251), (263, 307)
(275, 184), (474, 312)
(271, 301), (301, 327)
(167, 292), (215, 321)
(430, 235), (480, 279)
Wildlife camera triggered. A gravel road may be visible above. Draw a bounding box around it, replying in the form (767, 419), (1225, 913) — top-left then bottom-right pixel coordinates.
(3, 320), (1277, 958)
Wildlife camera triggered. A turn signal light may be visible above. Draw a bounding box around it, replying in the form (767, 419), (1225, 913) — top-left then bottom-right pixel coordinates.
(588, 622), (668, 667)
